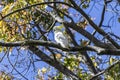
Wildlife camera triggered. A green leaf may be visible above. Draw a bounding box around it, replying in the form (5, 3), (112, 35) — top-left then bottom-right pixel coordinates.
(26, 31), (32, 39)
(82, 4), (89, 9)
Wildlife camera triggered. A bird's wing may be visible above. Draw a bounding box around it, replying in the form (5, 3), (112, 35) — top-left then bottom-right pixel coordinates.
(54, 31), (69, 48)
(55, 32), (67, 41)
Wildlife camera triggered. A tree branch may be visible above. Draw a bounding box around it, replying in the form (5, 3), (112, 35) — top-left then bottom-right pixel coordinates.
(1, 1), (114, 49)
(0, 1), (73, 21)
(7, 51), (28, 80)
(69, 0), (120, 49)
(65, 24), (99, 75)
(91, 0), (106, 38)
(0, 40), (120, 55)
(98, 0), (106, 27)
(64, 22), (107, 48)
(90, 60), (120, 80)
(28, 46), (81, 80)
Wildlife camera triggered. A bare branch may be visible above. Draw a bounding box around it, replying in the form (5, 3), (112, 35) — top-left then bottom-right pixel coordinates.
(0, 40), (120, 55)
(91, 0), (106, 38)
(65, 25), (99, 74)
(48, 8), (115, 49)
(28, 46), (81, 80)
(90, 60), (120, 80)
(69, 0), (120, 49)
(109, 33), (120, 40)
(0, 2), (73, 21)
(7, 51), (28, 80)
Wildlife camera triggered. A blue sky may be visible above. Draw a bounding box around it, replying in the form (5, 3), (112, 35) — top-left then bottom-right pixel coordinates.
(0, 0), (120, 80)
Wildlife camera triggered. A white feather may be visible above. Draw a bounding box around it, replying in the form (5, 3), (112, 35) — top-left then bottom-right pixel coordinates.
(54, 27), (69, 48)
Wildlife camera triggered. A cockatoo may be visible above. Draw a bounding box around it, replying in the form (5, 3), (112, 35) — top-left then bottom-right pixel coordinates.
(53, 26), (69, 48)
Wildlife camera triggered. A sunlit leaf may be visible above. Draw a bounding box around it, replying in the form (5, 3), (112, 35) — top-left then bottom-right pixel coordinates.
(55, 53), (62, 59)
(41, 67), (47, 74)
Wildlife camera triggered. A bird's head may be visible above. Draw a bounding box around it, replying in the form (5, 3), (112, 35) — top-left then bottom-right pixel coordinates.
(53, 26), (62, 33)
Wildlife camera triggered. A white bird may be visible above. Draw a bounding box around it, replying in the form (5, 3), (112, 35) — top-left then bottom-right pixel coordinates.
(53, 26), (69, 48)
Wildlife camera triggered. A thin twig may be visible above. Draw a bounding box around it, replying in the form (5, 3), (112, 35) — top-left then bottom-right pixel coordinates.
(29, 46), (81, 80)
(69, 0), (120, 49)
(90, 60), (120, 80)
(0, 2), (73, 21)
(7, 51), (28, 80)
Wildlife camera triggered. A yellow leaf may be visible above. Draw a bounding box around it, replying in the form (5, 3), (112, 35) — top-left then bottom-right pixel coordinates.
(55, 53), (62, 59)
(109, 58), (117, 65)
(110, 58), (113, 65)
(55, 25), (64, 30)
(41, 67), (47, 74)
(94, 62), (97, 67)
(106, 75), (114, 80)
(77, 20), (88, 29)
(80, 40), (89, 46)
(2, 3), (14, 15)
